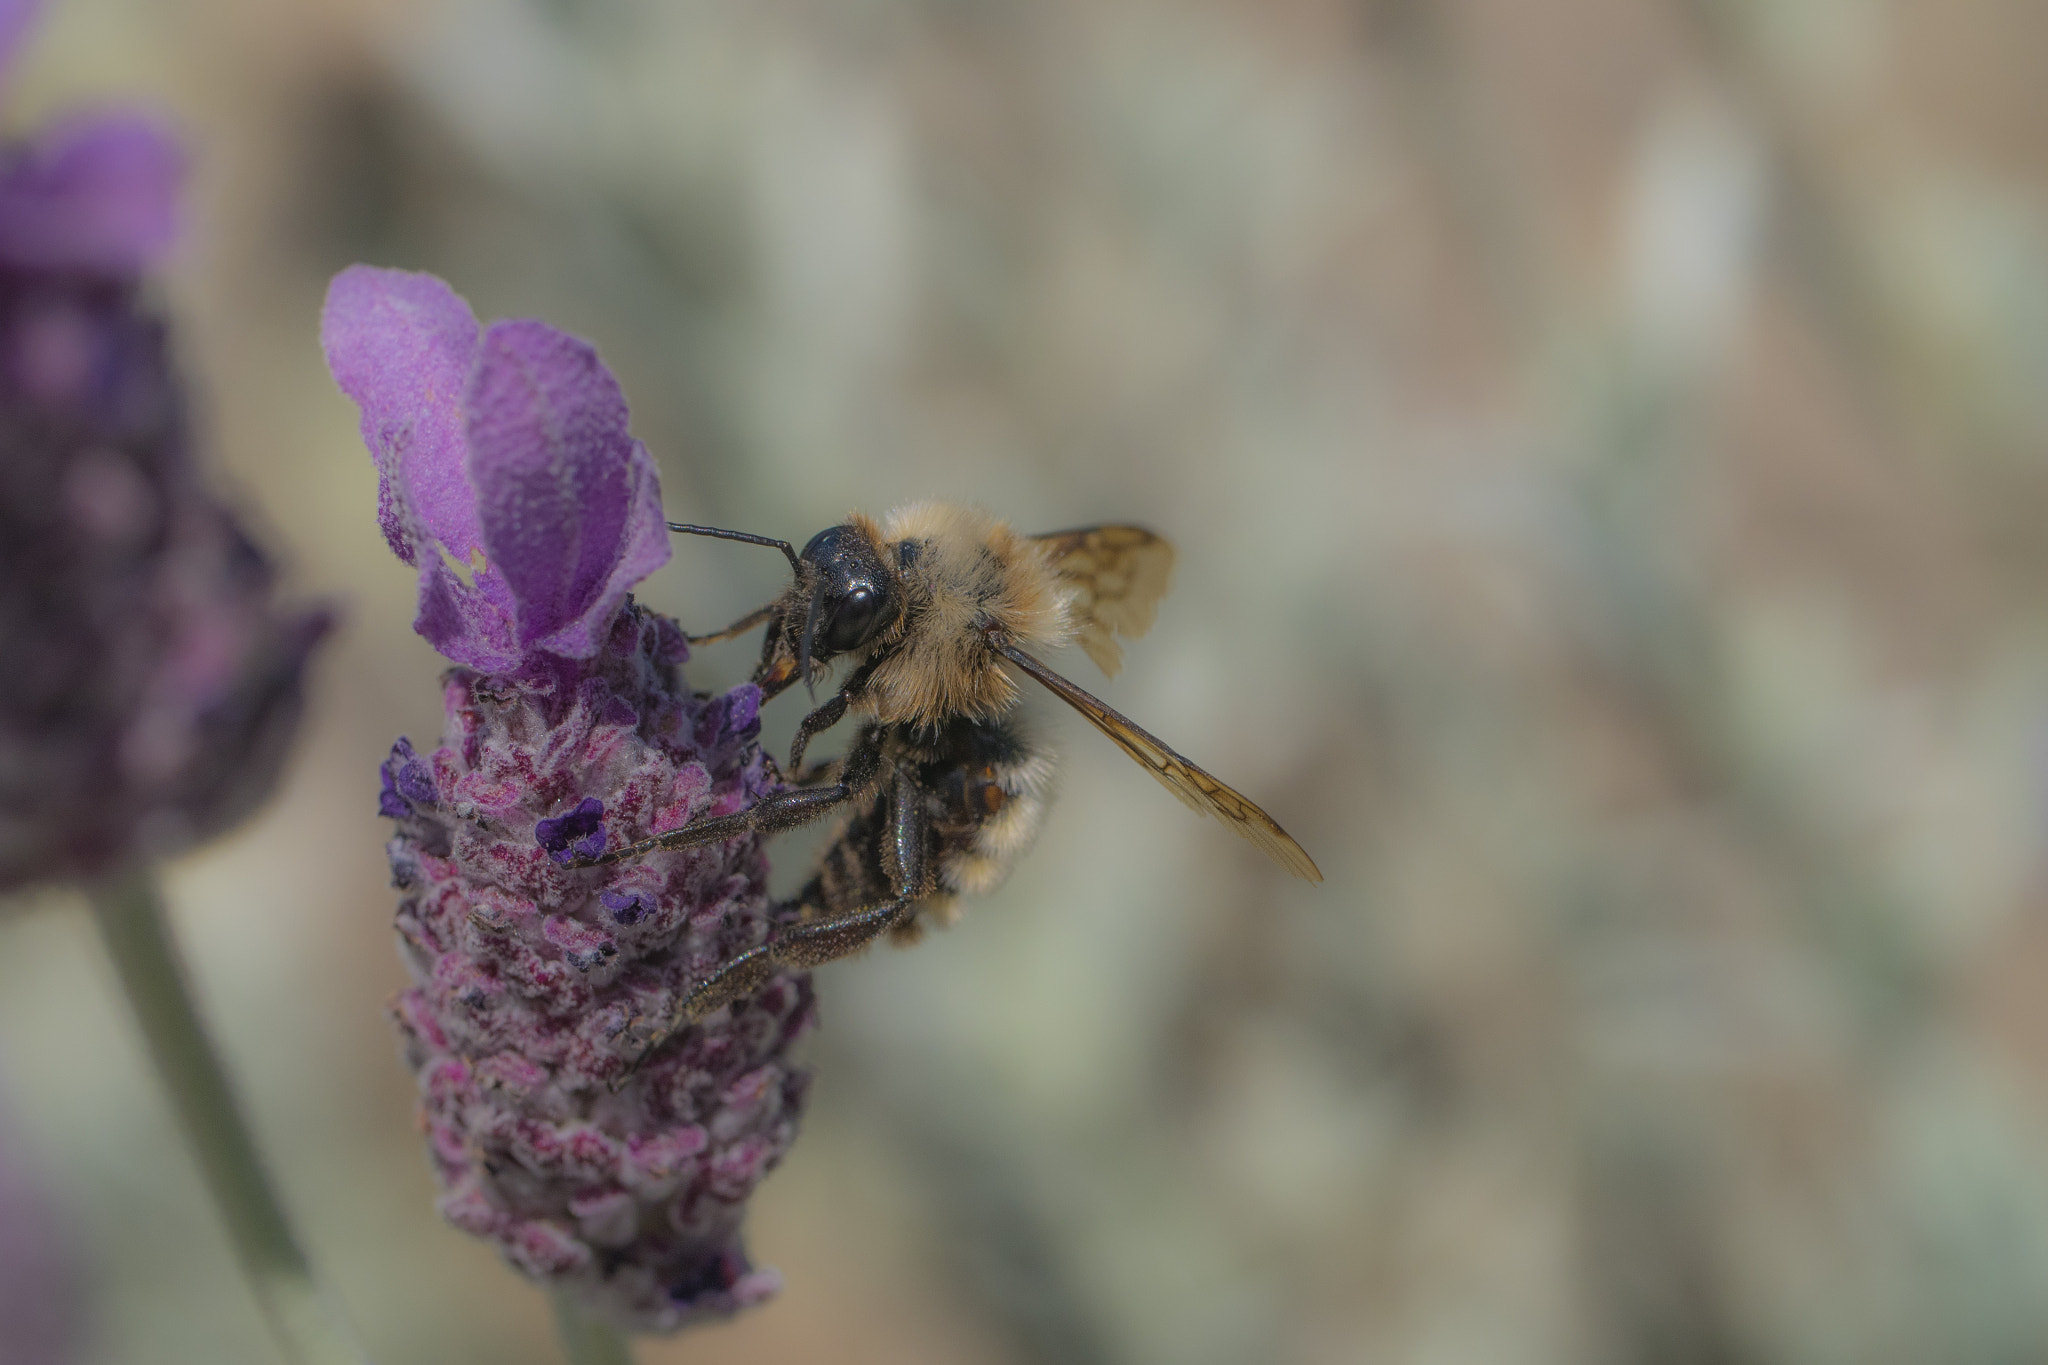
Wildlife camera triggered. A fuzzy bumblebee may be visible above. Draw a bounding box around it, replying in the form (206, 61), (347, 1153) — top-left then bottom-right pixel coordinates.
(579, 502), (1321, 1066)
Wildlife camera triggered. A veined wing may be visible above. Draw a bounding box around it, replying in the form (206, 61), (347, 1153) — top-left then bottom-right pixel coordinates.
(1033, 525), (1176, 677)
(994, 639), (1322, 883)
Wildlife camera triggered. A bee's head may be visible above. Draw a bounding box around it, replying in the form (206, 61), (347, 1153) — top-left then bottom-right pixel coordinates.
(786, 523), (901, 692)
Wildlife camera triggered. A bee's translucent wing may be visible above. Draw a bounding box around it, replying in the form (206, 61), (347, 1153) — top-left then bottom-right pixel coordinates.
(1033, 525), (1176, 677)
(995, 640), (1323, 883)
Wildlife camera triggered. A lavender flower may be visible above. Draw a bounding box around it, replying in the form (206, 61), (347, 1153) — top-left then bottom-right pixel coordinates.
(0, 0), (329, 890)
(324, 266), (812, 1330)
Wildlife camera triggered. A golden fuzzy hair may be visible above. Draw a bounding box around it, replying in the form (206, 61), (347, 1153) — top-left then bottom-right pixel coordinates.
(847, 502), (1074, 728)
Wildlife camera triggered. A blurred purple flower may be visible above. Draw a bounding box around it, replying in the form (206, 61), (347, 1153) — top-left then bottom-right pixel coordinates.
(0, 1065), (83, 1365)
(0, 0), (328, 891)
(0, 1), (182, 276)
(0, 0), (34, 69)
(327, 267), (810, 1329)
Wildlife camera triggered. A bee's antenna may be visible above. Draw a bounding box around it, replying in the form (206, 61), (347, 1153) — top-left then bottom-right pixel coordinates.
(666, 522), (800, 576)
(796, 579), (826, 702)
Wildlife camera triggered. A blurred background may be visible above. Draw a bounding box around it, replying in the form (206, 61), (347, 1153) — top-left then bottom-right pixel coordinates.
(6, 0), (2048, 1361)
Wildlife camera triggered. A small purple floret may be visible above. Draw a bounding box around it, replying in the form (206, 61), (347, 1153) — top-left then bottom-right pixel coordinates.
(693, 684), (763, 752)
(378, 772), (407, 821)
(598, 889), (648, 926)
(535, 797), (607, 866)
(720, 683), (761, 739)
(379, 737), (439, 818)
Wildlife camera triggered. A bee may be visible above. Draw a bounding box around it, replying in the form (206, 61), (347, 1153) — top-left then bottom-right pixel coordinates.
(582, 503), (1320, 1052)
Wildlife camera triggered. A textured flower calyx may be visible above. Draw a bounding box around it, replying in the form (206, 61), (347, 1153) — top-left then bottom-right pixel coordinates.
(386, 604), (812, 1329)
(0, 5), (327, 892)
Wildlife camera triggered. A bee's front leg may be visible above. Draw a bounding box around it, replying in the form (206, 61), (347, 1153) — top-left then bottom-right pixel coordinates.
(685, 603), (775, 646)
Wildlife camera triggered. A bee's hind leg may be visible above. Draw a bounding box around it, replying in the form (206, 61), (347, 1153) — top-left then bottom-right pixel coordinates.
(664, 894), (918, 1029)
(612, 892), (919, 1086)
(616, 771), (928, 1081)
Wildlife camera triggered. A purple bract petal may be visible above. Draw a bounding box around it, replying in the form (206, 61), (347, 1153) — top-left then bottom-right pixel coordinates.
(0, 111), (183, 274)
(319, 265), (484, 566)
(323, 267), (670, 671)
(467, 319), (669, 657)
(412, 551), (519, 673)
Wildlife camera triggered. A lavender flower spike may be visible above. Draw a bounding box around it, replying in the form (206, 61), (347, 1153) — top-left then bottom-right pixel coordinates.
(327, 267), (810, 1330)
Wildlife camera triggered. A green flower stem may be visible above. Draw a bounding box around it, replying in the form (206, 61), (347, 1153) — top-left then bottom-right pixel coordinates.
(87, 867), (368, 1365)
(552, 1290), (637, 1365)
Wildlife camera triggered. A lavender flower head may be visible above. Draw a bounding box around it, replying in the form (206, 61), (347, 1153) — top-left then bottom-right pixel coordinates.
(0, 0), (329, 890)
(323, 266), (811, 1330)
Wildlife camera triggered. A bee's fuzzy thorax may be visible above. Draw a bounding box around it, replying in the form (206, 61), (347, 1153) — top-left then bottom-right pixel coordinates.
(851, 502), (1073, 727)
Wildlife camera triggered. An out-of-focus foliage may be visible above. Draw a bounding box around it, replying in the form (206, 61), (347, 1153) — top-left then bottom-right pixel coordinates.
(5, 0), (2048, 1362)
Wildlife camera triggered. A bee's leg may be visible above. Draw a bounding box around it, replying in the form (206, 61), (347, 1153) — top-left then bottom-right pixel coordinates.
(785, 657), (884, 771)
(575, 726), (884, 868)
(685, 604), (774, 646)
(786, 691), (847, 773)
(679, 769), (926, 1016)
(657, 894), (918, 1035)
(617, 771), (928, 1080)
(787, 756), (843, 788)
(754, 628), (795, 698)
(585, 786), (847, 866)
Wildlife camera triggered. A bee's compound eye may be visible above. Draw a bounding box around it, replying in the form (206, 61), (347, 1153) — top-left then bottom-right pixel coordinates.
(821, 581), (891, 652)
